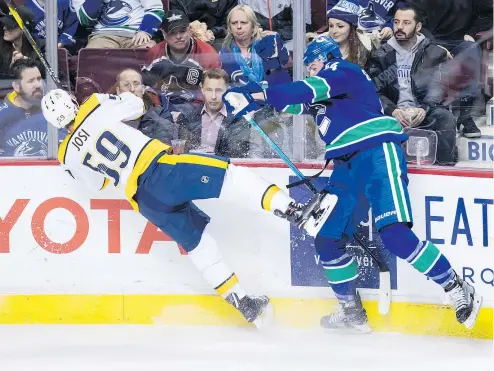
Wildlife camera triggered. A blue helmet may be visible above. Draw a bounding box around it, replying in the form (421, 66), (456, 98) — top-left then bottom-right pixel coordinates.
(303, 36), (342, 65)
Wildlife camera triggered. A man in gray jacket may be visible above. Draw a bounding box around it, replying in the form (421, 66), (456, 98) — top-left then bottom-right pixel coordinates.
(365, 6), (458, 165)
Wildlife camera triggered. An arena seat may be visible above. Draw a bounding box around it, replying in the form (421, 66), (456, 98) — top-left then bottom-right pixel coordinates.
(75, 48), (148, 103)
(311, 0), (328, 32)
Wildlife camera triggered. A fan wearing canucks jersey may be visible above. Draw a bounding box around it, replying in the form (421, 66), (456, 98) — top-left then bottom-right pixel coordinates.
(223, 35), (483, 332)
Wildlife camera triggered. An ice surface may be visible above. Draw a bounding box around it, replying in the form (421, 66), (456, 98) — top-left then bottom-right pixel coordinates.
(0, 325), (492, 371)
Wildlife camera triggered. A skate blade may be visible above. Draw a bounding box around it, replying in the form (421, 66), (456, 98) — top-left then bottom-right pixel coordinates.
(322, 323), (372, 334)
(304, 194), (338, 237)
(378, 271), (391, 315)
(464, 293), (483, 329)
(252, 302), (274, 330)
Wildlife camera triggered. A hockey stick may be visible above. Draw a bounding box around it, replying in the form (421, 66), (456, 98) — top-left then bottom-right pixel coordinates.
(244, 111), (391, 315)
(244, 113), (318, 194)
(353, 233), (391, 315)
(5, 0), (63, 88)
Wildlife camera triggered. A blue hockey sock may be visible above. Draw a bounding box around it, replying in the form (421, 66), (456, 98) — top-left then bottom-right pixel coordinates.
(380, 223), (454, 287)
(315, 235), (358, 302)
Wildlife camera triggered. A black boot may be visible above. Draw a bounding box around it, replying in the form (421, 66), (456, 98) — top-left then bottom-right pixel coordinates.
(457, 97), (481, 138)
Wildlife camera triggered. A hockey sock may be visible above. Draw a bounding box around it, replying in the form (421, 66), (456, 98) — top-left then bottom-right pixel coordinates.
(380, 223), (454, 287)
(188, 226), (246, 299)
(315, 235), (359, 302)
(219, 164), (292, 213)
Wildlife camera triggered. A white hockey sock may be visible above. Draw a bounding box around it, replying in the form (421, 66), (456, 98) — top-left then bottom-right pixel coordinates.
(219, 164), (293, 213)
(188, 226), (246, 299)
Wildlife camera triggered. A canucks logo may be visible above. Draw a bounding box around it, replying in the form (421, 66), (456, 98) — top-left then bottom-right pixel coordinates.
(13, 139), (48, 157)
(101, 0), (132, 27)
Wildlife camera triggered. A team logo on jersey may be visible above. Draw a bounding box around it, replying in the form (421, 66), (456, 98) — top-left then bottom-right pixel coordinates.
(101, 0), (131, 27)
(13, 138), (48, 157)
(201, 176), (209, 184)
(186, 68), (200, 85)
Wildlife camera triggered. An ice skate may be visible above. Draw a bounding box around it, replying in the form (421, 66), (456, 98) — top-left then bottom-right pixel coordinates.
(445, 273), (483, 329)
(274, 191), (338, 237)
(320, 293), (371, 333)
(226, 293), (274, 329)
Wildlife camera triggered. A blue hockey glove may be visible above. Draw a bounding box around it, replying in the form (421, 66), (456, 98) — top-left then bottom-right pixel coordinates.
(255, 34), (289, 71)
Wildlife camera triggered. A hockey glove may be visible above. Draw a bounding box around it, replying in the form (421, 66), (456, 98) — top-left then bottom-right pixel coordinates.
(223, 83), (266, 118)
(255, 34), (289, 72)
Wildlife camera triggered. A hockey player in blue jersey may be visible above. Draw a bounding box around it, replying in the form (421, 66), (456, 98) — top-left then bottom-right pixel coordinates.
(223, 35), (483, 332)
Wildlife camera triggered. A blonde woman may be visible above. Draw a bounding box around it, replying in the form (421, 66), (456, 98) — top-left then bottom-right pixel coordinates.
(219, 4), (291, 87)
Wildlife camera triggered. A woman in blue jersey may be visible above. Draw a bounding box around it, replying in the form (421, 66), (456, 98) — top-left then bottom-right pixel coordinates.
(220, 4), (294, 158)
(223, 35), (483, 333)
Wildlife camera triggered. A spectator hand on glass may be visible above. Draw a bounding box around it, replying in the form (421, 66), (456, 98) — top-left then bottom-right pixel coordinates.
(464, 34), (475, 42)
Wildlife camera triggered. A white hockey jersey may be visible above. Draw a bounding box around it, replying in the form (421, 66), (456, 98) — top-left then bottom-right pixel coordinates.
(58, 93), (170, 211)
(72, 0), (164, 37)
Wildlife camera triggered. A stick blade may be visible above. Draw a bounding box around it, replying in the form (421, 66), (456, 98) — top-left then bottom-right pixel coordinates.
(378, 271), (391, 315)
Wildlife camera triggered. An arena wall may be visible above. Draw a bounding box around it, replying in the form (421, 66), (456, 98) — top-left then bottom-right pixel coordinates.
(0, 161), (492, 339)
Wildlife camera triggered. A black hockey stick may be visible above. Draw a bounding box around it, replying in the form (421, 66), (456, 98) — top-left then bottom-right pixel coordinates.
(353, 233), (391, 315)
(5, 0), (63, 88)
(243, 110), (391, 314)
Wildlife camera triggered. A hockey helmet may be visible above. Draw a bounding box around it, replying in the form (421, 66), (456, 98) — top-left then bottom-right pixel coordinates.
(41, 89), (79, 129)
(303, 35), (342, 66)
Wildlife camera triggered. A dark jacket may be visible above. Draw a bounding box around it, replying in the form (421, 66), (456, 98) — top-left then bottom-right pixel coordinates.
(132, 105), (178, 145)
(407, 0), (492, 41)
(247, 1), (313, 41)
(178, 105), (250, 158)
(170, 0), (238, 39)
(365, 37), (449, 116)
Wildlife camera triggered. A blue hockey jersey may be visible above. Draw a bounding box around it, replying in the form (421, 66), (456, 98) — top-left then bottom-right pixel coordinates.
(24, 0), (79, 47)
(0, 92), (66, 157)
(265, 59), (407, 159)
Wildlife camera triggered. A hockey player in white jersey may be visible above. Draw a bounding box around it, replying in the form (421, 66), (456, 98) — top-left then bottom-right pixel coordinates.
(41, 89), (335, 328)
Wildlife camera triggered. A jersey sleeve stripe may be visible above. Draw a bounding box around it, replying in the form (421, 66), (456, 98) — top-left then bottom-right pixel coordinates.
(303, 76), (331, 103)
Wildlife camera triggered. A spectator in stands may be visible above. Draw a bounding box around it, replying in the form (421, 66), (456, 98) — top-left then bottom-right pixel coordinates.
(115, 68), (177, 145)
(327, 0), (406, 40)
(73, 0), (164, 49)
(143, 9), (221, 118)
(326, 0), (379, 68)
(24, 0), (80, 53)
(365, 6), (458, 165)
(406, 0), (487, 138)
(0, 59), (64, 157)
(0, 6), (38, 78)
(238, 0), (312, 50)
(220, 4), (293, 158)
(169, 0), (238, 49)
(146, 9), (220, 68)
(220, 4), (290, 86)
(177, 68), (250, 157)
